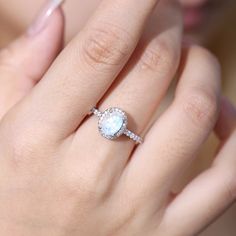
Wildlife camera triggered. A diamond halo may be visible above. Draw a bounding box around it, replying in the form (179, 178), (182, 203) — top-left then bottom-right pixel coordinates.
(91, 107), (143, 144)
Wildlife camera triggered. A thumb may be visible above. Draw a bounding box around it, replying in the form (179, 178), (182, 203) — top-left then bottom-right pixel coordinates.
(0, 0), (65, 118)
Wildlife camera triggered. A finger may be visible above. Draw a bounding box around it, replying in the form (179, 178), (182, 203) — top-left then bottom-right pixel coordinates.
(158, 115), (236, 236)
(74, 0), (182, 177)
(215, 97), (236, 141)
(0, 0), (64, 119)
(122, 46), (221, 209)
(10, 0), (163, 142)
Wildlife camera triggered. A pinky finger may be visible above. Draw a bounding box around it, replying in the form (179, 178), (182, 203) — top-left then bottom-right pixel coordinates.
(158, 101), (236, 236)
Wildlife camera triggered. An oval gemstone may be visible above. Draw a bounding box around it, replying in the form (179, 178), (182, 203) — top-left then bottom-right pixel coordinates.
(100, 112), (124, 137)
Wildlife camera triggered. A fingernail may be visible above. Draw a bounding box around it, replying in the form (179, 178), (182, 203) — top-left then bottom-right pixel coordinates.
(27, 0), (64, 36)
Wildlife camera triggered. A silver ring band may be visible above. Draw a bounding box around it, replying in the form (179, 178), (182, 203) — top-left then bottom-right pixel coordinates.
(91, 107), (143, 144)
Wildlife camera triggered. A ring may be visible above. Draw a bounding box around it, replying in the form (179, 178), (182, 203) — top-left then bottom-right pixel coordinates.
(91, 107), (143, 144)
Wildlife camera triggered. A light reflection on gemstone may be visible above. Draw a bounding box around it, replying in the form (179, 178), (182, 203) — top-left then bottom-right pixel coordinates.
(93, 107), (142, 143)
(100, 113), (124, 136)
(98, 108), (127, 140)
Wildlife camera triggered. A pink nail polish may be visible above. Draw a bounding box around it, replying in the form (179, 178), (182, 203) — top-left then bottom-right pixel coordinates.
(27, 0), (64, 36)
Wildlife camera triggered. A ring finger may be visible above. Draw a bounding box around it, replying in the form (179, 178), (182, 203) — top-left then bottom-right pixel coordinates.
(73, 0), (182, 178)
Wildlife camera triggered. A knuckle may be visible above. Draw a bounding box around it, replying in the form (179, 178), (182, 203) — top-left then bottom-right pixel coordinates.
(81, 24), (131, 71)
(4, 125), (49, 166)
(139, 39), (179, 74)
(62, 168), (105, 201)
(182, 88), (219, 126)
(10, 135), (37, 165)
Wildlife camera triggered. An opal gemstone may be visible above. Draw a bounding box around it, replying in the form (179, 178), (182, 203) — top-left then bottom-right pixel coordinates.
(100, 112), (124, 137)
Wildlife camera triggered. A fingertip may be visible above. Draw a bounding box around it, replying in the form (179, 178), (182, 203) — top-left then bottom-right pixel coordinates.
(215, 97), (236, 140)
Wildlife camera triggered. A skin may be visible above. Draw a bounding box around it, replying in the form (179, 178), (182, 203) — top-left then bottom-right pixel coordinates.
(0, 0), (235, 235)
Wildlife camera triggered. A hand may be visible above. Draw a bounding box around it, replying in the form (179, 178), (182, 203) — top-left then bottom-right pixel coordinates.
(0, 0), (235, 235)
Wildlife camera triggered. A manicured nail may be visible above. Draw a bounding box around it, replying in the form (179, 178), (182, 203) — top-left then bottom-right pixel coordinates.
(27, 0), (64, 36)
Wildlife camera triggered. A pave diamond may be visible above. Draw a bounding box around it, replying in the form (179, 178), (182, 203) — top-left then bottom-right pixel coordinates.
(98, 108), (127, 140)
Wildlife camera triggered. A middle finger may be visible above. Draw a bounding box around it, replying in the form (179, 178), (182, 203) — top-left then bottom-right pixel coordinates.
(74, 0), (182, 178)
(8, 0), (163, 142)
